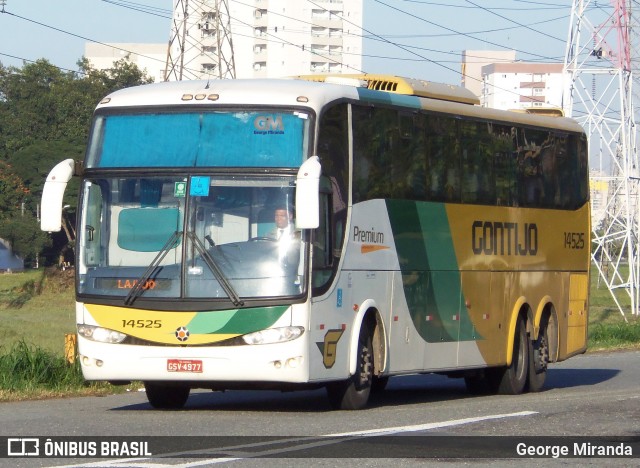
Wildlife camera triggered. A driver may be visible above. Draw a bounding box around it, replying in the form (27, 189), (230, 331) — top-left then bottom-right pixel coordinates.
(268, 205), (299, 240)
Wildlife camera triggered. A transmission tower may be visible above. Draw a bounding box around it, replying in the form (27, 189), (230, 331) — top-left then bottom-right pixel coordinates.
(164, 0), (236, 81)
(564, 0), (640, 318)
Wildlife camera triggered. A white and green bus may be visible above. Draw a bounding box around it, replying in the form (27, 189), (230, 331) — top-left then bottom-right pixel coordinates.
(41, 74), (590, 410)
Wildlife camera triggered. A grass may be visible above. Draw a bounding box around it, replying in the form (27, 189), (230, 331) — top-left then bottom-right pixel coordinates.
(587, 267), (640, 350)
(0, 268), (76, 355)
(0, 340), (119, 401)
(0, 266), (639, 401)
(0, 269), (127, 401)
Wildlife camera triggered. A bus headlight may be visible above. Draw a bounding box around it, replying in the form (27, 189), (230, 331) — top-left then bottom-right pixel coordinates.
(77, 324), (127, 344)
(241, 326), (304, 345)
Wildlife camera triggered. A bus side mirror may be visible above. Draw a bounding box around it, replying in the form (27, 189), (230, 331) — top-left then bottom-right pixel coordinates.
(295, 156), (322, 229)
(40, 159), (76, 232)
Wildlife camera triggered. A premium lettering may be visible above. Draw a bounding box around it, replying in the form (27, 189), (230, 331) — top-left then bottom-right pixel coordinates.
(353, 226), (384, 244)
(472, 221), (538, 256)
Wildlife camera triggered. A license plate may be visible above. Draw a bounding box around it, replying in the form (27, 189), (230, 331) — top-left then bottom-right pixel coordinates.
(167, 359), (203, 373)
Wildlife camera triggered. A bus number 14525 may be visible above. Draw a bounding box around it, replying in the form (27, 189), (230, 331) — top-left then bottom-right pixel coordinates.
(564, 232), (585, 250)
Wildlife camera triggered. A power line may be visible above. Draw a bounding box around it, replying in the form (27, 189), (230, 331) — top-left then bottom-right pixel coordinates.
(463, 0), (566, 43)
(400, 0), (569, 10)
(100, 0), (171, 18)
(1, 0), (590, 106)
(371, 0), (564, 62)
(1, 9), (169, 69)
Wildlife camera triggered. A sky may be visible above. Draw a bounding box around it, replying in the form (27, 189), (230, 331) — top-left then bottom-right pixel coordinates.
(0, 0), (575, 86)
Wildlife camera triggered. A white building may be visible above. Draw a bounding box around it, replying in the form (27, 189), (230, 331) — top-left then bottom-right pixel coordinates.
(85, 0), (363, 82)
(229, 0), (363, 78)
(461, 50), (516, 99)
(480, 62), (566, 111)
(84, 43), (167, 83)
(86, 1), (362, 81)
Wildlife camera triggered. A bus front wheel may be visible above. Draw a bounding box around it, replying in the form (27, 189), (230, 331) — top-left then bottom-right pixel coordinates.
(144, 382), (190, 409)
(326, 323), (373, 410)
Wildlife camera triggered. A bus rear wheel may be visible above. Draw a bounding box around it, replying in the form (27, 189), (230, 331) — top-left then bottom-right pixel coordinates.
(527, 318), (549, 392)
(144, 382), (190, 409)
(487, 315), (529, 395)
(326, 323), (373, 410)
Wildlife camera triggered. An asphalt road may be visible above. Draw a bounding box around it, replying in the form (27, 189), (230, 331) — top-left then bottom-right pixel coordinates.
(0, 349), (638, 467)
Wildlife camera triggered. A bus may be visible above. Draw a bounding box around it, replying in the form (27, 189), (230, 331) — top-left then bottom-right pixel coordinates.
(41, 74), (590, 410)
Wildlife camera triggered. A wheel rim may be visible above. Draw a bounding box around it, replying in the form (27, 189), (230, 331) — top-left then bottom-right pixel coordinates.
(534, 334), (549, 373)
(356, 338), (372, 390)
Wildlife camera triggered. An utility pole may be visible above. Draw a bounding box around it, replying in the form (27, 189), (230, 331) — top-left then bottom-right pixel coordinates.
(164, 0), (236, 81)
(564, 0), (640, 318)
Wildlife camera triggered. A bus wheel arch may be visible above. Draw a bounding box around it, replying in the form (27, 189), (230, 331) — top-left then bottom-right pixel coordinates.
(527, 303), (557, 393)
(505, 298), (528, 367)
(546, 305), (559, 363)
(369, 308), (388, 392)
(347, 304), (386, 377)
(326, 305), (385, 409)
(533, 298), (558, 361)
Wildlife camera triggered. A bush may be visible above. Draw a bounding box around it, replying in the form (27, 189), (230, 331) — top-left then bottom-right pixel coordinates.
(588, 320), (640, 350)
(0, 340), (84, 393)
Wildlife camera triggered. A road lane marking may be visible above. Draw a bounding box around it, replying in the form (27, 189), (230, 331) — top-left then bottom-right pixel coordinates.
(51, 410), (538, 467)
(324, 410), (539, 437)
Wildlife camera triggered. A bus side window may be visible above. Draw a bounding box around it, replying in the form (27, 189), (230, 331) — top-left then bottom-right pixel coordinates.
(83, 183), (104, 266)
(312, 192), (332, 289)
(425, 116), (460, 202)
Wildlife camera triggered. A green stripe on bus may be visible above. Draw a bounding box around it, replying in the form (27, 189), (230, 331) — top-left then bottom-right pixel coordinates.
(186, 306), (288, 335)
(357, 88), (422, 109)
(386, 200), (478, 342)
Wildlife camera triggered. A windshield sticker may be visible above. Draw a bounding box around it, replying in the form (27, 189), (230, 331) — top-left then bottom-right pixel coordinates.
(174, 181), (186, 198)
(190, 176), (210, 196)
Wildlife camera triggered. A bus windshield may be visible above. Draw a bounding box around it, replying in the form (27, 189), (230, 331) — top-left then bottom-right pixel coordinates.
(77, 175), (306, 304)
(85, 110), (310, 168)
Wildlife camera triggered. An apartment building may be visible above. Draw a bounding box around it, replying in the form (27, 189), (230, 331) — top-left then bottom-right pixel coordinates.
(85, 1), (362, 81)
(461, 50), (516, 98)
(230, 0), (363, 78)
(481, 62), (565, 111)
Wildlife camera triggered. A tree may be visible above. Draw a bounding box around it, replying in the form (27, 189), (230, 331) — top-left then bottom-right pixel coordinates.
(0, 60), (71, 159)
(0, 161), (29, 218)
(0, 213), (51, 266)
(0, 57), (153, 265)
(7, 141), (83, 214)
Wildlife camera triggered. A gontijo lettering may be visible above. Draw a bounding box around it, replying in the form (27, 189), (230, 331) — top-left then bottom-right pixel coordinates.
(472, 221), (538, 256)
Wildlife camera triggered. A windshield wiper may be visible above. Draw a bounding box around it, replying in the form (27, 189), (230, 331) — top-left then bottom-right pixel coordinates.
(124, 231), (182, 306)
(186, 232), (244, 307)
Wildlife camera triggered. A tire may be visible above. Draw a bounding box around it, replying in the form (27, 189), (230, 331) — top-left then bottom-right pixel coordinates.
(371, 376), (389, 393)
(464, 372), (492, 395)
(144, 382), (190, 409)
(487, 315), (529, 395)
(326, 323), (373, 410)
(527, 318), (549, 392)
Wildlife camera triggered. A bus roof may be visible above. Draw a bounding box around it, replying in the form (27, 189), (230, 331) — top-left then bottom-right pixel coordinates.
(293, 74), (480, 105)
(508, 107), (565, 117)
(95, 77), (583, 134)
(95, 78), (360, 111)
